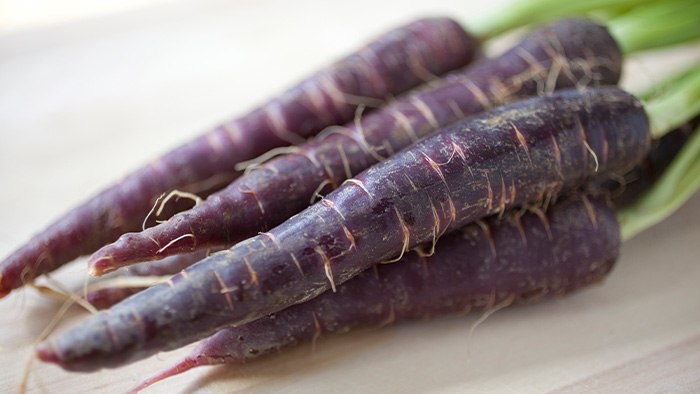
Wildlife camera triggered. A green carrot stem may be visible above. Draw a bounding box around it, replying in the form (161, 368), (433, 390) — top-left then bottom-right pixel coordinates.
(607, 0), (700, 53)
(473, 0), (700, 55)
(643, 66), (700, 139)
(470, 0), (653, 39)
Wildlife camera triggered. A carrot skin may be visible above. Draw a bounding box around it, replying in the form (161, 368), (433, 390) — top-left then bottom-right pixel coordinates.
(0, 17), (477, 296)
(605, 115), (700, 207)
(123, 250), (217, 277)
(85, 288), (141, 311)
(91, 18), (623, 271)
(85, 250), (220, 309)
(132, 194), (618, 391)
(37, 87), (649, 371)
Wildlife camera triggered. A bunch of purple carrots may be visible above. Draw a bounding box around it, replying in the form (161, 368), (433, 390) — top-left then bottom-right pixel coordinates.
(3, 1), (700, 391)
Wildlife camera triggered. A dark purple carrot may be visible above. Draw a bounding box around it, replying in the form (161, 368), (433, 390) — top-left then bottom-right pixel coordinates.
(131, 194), (619, 392)
(0, 17), (477, 298)
(98, 109), (693, 312)
(85, 287), (142, 311)
(93, 109), (692, 310)
(604, 115), (700, 207)
(85, 249), (221, 309)
(89, 18), (623, 274)
(36, 86), (649, 371)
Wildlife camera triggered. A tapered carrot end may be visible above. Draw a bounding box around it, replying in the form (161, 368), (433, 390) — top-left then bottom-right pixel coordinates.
(0, 275), (9, 299)
(127, 356), (205, 393)
(36, 341), (60, 365)
(87, 255), (117, 277)
(0, 272), (13, 298)
(87, 233), (164, 276)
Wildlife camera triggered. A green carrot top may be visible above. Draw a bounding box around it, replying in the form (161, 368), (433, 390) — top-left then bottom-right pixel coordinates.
(472, 0), (700, 54)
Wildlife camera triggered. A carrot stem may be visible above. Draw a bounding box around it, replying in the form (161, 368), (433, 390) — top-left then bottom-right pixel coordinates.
(470, 0), (652, 39)
(607, 0), (700, 53)
(642, 66), (700, 139)
(474, 0), (700, 54)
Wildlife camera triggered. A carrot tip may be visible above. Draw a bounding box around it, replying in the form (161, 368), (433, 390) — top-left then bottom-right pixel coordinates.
(88, 264), (113, 277)
(127, 356), (204, 393)
(0, 273), (8, 298)
(35, 342), (59, 364)
(87, 254), (117, 277)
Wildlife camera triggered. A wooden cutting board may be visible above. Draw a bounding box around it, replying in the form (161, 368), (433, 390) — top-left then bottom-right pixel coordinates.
(1, 1), (699, 392)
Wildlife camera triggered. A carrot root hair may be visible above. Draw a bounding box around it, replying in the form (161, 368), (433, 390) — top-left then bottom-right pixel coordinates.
(466, 292), (516, 362)
(22, 296), (77, 394)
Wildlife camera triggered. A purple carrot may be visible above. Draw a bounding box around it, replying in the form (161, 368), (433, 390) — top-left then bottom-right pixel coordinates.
(0, 17), (477, 298)
(604, 115), (700, 207)
(88, 18), (623, 274)
(94, 108), (689, 313)
(36, 86), (649, 371)
(85, 288), (142, 311)
(92, 102), (690, 313)
(130, 194), (619, 392)
(85, 249), (221, 309)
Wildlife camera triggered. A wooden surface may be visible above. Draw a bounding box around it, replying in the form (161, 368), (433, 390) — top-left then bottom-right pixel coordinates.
(1, 1), (700, 393)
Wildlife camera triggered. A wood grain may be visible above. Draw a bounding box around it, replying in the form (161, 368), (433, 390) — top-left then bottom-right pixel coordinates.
(551, 335), (700, 393)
